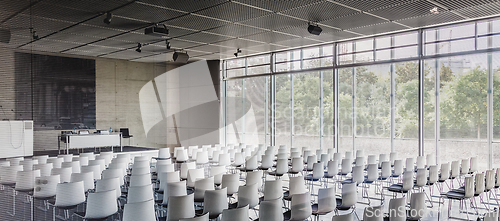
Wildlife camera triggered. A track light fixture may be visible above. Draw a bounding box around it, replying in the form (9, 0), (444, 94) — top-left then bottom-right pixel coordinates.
(103, 12), (113, 24)
(166, 40), (171, 49)
(307, 22), (322, 35)
(234, 48), (241, 57)
(136, 43), (142, 53)
(32, 30), (39, 40)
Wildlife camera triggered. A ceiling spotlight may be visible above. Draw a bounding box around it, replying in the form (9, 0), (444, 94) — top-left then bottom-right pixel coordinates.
(430, 7), (439, 14)
(135, 43), (142, 53)
(32, 30), (39, 40)
(103, 12), (113, 24)
(234, 48), (242, 57)
(166, 40), (171, 49)
(307, 23), (322, 35)
(173, 51), (189, 63)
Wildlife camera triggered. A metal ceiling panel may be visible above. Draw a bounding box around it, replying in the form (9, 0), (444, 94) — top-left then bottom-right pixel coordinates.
(74, 45), (124, 54)
(242, 31), (298, 43)
(281, 1), (358, 22)
(321, 13), (386, 30)
(273, 37), (323, 47)
(20, 38), (83, 52)
(101, 49), (154, 60)
(114, 2), (185, 23)
(370, 1), (444, 22)
(45, 33), (102, 45)
(240, 13), (306, 31)
(186, 44), (234, 53)
(182, 50), (213, 58)
(196, 1), (271, 22)
(153, 39), (204, 49)
(331, 0), (412, 12)
(455, 2), (500, 18)
(137, 0), (228, 13)
(64, 49), (103, 57)
(43, 0), (130, 14)
(131, 53), (172, 62)
(178, 32), (233, 44)
(2, 34), (32, 48)
(22, 2), (97, 23)
(278, 25), (340, 38)
(140, 44), (171, 53)
(397, 11), (464, 28)
(165, 14), (230, 31)
(0, 0), (32, 23)
(113, 32), (165, 43)
(84, 16), (150, 32)
(245, 44), (288, 52)
(305, 30), (360, 42)
(193, 53), (223, 60)
(205, 24), (266, 38)
(211, 38), (263, 48)
(2, 14), (73, 36)
(91, 39), (137, 49)
(433, 0), (499, 10)
(235, 0), (323, 12)
(349, 22), (408, 35)
(62, 24), (125, 38)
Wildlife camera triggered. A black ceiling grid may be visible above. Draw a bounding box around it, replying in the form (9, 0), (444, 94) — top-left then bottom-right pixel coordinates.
(1, 0), (500, 62)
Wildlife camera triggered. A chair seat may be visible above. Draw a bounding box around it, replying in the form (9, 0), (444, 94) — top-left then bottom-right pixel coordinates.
(288, 170), (300, 174)
(269, 171), (285, 176)
(239, 168), (255, 172)
(336, 198), (351, 210)
(34, 195), (55, 201)
(74, 211), (115, 221)
(444, 191), (465, 200)
(304, 174), (320, 181)
(387, 184), (408, 193)
(340, 179), (354, 184)
(311, 203), (334, 215)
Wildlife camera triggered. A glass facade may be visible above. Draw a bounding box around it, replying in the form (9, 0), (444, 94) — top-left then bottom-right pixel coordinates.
(223, 18), (500, 171)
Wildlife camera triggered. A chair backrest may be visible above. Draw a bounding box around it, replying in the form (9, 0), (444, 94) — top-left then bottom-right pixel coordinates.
(70, 171), (95, 191)
(81, 152), (96, 161)
(127, 184), (154, 204)
(402, 171), (414, 191)
(129, 173), (151, 187)
(426, 153), (436, 167)
(246, 170), (263, 188)
(275, 159), (288, 175)
(464, 176), (475, 198)
(203, 188), (228, 219)
(123, 199), (156, 221)
(51, 167), (72, 183)
(84, 189), (118, 219)
(428, 165), (438, 184)
(381, 161), (391, 179)
(317, 187), (336, 214)
(363, 205), (384, 221)
(451, 161), (460, 178)
(34, 175), (60, 198)
(232, 153), (244, 166)
(475, 172), (485, 194)
(159, 171), (180, 192)
(367, 155), (377, 165)
(306, 155), (317, 170)
(180, 162), (196, 180)
(62, 161), (81, 173)
(222, 204), (249, 221)
(218, 153), (231, 166)
(188, 146), (198, 158)
(132, 160), (150, 171)
(260, 154), (274, 169)
(497, 168), (500, 187)
(389, 152), (397, 165)
(259, 197), (283, 221)
(34, 155), (49, 164)
(469, 157), (478, 173)
(290, 192), (312, 221)
(303, 150), (312, 163)
(356, 150), (364, 158)
(331, 212), (354, 221)
(238, 183), (258, 208)
(95, 177), (121, 199)
(222, 173), (239, 195)
(393, 160), (403, 176)
(187, 168), (205, 188)
(365, 164), (378, 182)
(290, 157), (304, 173)
(16, 170), (37, 191)
(355, 156), (365, 167)
(210, 166), (226, 185)
(486, 170), (495, 191)
(0, 165), (22, 185)
(334, 153), (342, 164)
(54, 181), (86, 207)
(74, 156), (89, 167)
(244, 155), (258, 170)
(320, 154), (329, 168)
(416, 156), (425, 169)
(89, 159), (106, 172)
(81, 164), (102, 180)
(461, 158), (470, 175)
(379, 154), (388, 167)
(8, 157), (24, 166)
(484, 211), (499, 221)
(180, 213), (209, 221)
(352, 165), (364, 183)
(439, 163), (450, 181)
(263, 179), (283, 201)
(102, 168), (124, 186)
(409, 192), (426, 220)
(58, 154), (73, 163)
(34, 163), (53, 177)
(167, 194), (195, 221)
(158, 148), (171, 159)
(194, 176), (215, 201)
(340, 182), (357, 208)
(163, 180), (187, 205)
(289, 176), (307, 196)
(176, 149), (189, 162)
(47, 157), (63, 169)
(415, 169), (427, 187)
(327, 160), (339, 177)
(20, 159), (35, 171)
(196, 151), (209, 165)
(405, 158), (414, 172)
(389, 198), (406, 221)
(341, 158), (352, 175)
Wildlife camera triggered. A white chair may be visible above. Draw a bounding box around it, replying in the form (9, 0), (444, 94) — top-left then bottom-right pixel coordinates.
(259, 197), (283, 221)
(34, 155), (49, 164)
(74, 156), (89, 167)
(176, 149), (189, 163)
(263, 179), (283, 201)
(181, 213), (209, 221)
(444, 176), (475, 220)
(288, 157), (304, 176)
(469, 156), (478, 174)
(222, 204), (248, 221)
(236, 183), (258, 209)
(285, 176), (307, 201)
(388, 198), (406, 221)
(15, 170), (38, 192)
(269, 158), (288, 177)
(102, 168), (125, 186)
(89, 159), (106, 173)
(218, 153), (231, 167)
(81, 164), (102, 180)
(54, 181), (86, 220)
(367, 155), (377, 165)
(129, 173), (152, 187)
(158, 171), (180, 193)
(405, 158), (414, 172)
(127, 184), (154, 204)
(20, 159), (35, 171)
(51, 167), (72, 183)
(81, 152), (96, 161)
(70, 172), (95, 192)
(379, 154), (388, 168)
(131, 166), (150, 175)
(162, 180), (187, 206)
(210, 165), (226, 185)
(167, 194), (195, 221)
(312, 187), (336, 220)
(203, 188), (228, 219)
(181, 162), (196, 180)
(0, 165), (23, 185)
(408, 192), (426, 220)
(158, 148), (171, 159)
(34, 175), (60, 200)
(363, 205), (384, 221)
(123, 199), (156, 221)
(95, 177), (121, 200)
(460, 158), (470, 176)
(187, 168), (205, 188)
(389, 152), (397, 166)
(34, 163), (53, 177)
(306, 155), (318, 171)
(426, 153), (436, 167)
(246, 170), (263, 189)
(339, 158), (352, 176)
(75, 189), (118, 220)
(61, 161), (80, 173)
(336, 182), (357, 214)
(47, 157), (63, 169)
(285, 192), (312, 221)
(222, 173), (240, 196)
(194, 176), (215, 202)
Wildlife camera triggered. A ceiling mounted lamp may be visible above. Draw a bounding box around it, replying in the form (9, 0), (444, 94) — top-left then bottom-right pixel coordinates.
(430, 7), (439, 14)
(135, 43), (142, 53)
(103, 12), (113, 24)
(166, 40), (171, 49)
(234, 48), (242, 57)
(32, 30), (39, 40)
(307, 22), (322, 35)
(173, 51), (189, 63)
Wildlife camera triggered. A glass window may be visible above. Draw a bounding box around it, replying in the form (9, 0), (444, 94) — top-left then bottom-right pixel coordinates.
(227, 58), (245, 69)
(438, 23), (475, 41)
(376, 37), (391, 49)
(303, 47), (320, 59)
(244, 77), (270, 145)
(293, 72), (320, 150)
(226, 68), (245, 78)
(322, 70), (335, 150)
(275, 74), (292, 148)
(276, 61), (301, 72)
(225, 79), (244, 145)
(338, 42), (353, 54)
(322, 45), (334, 56)
(276, 50), (300, 62)
(338, 68), (353, 153)
(247, 65), (271, 75)
(247, 55), (270, 66)
(356, 39), (373, 52)
(394, 32), (418, 47)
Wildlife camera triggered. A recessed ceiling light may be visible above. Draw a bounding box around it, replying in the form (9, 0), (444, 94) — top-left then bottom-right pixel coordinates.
(430, 7), (439, 14)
